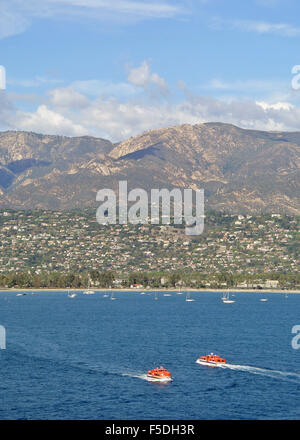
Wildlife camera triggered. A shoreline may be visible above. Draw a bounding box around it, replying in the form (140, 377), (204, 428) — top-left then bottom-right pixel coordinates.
(0, 287), (299, 294)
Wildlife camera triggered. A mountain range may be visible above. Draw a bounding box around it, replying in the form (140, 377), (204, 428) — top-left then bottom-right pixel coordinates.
(0, 122), (299, 214)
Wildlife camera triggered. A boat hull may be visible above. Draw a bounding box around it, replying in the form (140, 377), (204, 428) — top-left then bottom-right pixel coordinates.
(196, 359), (226, 367)
(147, 374), (172, 381)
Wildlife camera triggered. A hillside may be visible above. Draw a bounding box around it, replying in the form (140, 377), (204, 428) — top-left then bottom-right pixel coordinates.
(0, 123), (299, 213)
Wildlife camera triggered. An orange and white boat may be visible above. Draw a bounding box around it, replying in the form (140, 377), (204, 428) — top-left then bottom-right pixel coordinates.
(196, 353), (226, 367)
(147, 366), (172, 381)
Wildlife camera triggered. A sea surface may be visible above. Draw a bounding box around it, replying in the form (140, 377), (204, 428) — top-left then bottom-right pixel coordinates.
(0, 290), (299, 420)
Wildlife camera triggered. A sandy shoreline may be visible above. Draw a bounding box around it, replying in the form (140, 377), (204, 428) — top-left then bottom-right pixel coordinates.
(0, 287), (299, 294)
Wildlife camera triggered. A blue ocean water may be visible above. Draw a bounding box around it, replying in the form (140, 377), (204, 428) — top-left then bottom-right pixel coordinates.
(0, 290), (299, 420)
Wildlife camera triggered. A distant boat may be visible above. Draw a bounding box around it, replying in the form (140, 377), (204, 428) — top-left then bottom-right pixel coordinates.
(68, 291), (77, 298)
(110, 292), (116, 300)
(222, 292), (235, 303)
(103, 293), (109, 298)
(285, 293), (288, 299)
(154, 292), (158, 300)
(83, 280), (95, 295)
(185, 292), (195, 302)
(140, 291), (146, 295)
(164, 293), (171, 296)
(259, 292), (268, 302)
(177, 287), (183, 295)
(16, 293), (26, 296)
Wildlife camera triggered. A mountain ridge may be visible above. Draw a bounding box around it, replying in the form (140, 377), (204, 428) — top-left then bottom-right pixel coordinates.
(0, 122), (299, 214)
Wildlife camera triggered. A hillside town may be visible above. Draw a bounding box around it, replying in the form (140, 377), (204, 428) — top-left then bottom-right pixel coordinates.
(0, 209), (299, 290)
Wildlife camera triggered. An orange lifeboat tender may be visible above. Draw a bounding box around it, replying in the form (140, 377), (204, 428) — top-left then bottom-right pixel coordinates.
(196, 353), (226, 366)
(147, 366), (172, 381)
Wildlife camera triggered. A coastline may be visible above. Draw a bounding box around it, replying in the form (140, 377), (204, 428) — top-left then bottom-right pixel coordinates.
(0, 287), (299, 294)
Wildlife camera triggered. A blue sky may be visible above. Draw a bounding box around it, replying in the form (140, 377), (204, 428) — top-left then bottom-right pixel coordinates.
(1, 0), (300, 140)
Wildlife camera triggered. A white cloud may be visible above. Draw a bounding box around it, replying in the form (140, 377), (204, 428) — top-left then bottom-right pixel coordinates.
(15, 104), (88, 136)
(127, 61), (169, 97)
(48, 0), (182, 18)
(48, 87), (90, 108)
(0, 90), (16, 130)
(4, 61), (300, 140)
(212, 17), (300, 37)
(7, 76), (64, 88)
(0, 3), (29, 39)
(0, 0), (184, 39)
(256, 100), (294, 111)
(13, 91), (300, 141)
(234, 19), (300, 36)
(71, 79), (138, 98)
(207, 78), (286, 93)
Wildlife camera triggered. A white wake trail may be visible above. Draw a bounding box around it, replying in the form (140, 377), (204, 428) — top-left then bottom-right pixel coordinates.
(221, 363), (300, 384)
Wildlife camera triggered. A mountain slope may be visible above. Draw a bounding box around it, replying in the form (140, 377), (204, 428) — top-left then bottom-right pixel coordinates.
(0, 123), (299, 213)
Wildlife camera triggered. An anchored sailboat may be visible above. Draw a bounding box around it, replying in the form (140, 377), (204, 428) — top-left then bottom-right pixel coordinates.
(185, 292), (195, 302)
(83, 278), (95, 295)
(222, 291), (235, 303)
(68, 290), (77, 298)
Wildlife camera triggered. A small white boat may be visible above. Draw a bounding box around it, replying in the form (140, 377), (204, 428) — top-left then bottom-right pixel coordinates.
(163, 293), (171, 297)
(140, 291), (146, 295)
(154, 292), (158, 300)
(68, 291), (77, 298)
(16, 293), (27, 296)
(110, 292), (116, 300)
(185, 292), (195, 302)
(83, 280), (95, 294)
(222, 292), (235, 303)
(260, 298), (268, 302)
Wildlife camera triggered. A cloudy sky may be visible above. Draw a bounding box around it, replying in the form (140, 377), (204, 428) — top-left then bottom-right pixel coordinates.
(1, 0), (300, 140)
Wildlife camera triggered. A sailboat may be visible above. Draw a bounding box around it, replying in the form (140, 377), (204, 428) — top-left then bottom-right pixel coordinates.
(110, 291), (116, 300)
(154, 291), (158, 300)
(68, 290), (77, 298)
(177, 287), (183, 295)
(83, 279), (95, 295)
(164, 292), (172, 296)
(185, 292), (195, 302)
(222, 291), (235, 303)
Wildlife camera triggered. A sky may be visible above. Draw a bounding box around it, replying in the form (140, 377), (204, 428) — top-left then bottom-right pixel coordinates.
(1, 0), (300, 141)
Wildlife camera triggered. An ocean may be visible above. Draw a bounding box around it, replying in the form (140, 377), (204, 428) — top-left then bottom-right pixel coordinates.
(0, 290), (299, 420)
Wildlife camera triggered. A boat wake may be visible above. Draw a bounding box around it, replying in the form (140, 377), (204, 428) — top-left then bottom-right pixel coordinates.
(220, 363), (300, 384)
